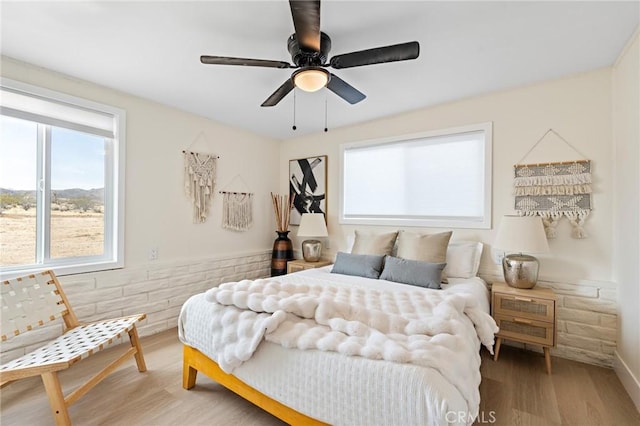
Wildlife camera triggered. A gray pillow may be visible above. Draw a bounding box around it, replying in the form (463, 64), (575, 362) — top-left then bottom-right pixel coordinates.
(379, 256), (446, 289)
(331, 252), (385, 279)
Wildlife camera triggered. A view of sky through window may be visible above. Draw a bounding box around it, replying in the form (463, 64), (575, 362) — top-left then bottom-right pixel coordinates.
(1, 116), (104, 191)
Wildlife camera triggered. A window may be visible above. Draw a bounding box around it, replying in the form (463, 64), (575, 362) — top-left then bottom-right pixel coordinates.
(340, 123), (492, 229)
(0, 78), (125, 276)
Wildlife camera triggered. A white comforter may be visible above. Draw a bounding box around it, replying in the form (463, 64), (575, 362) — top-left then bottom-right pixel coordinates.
(179, 267), (496, 426)
(202, 278), (497, 411)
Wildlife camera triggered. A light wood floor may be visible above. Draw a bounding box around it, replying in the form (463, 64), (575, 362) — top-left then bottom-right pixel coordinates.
(1, 328), (638, 426)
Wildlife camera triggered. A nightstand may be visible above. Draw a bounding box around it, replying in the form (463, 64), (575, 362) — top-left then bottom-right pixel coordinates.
(491, 281), (556, 374)
(287, 259), (332, 274)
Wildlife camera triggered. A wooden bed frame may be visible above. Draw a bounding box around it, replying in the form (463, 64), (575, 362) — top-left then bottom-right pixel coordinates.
(182, 345), (328, 425)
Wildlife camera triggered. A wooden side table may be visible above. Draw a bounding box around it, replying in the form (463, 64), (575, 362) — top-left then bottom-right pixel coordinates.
(286, 259), (332, 274)
(491, 281), (557, 374)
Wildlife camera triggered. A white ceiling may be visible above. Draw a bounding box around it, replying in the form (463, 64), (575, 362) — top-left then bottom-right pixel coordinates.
(1, 1), (638, 140)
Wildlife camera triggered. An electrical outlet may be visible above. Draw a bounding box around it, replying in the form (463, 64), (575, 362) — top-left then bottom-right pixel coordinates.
(149, 247), (159, 261)
(493, 249), (505, 265)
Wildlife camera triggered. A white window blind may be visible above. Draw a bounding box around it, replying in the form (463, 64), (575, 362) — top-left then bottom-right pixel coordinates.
(0, 85), (116, 138)
(340, 123), (492, 229)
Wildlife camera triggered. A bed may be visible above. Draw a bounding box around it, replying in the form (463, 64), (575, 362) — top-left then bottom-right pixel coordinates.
(178, 263), (497, 426)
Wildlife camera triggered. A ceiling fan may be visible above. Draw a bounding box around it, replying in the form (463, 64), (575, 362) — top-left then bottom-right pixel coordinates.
(200, 0), (420, 107)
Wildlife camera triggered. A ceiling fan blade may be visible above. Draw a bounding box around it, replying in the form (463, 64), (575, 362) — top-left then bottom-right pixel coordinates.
(329, 41), (420, 69)
(326, 74), (366, 104)
(201, 55), (292, 69)
(289, 0), (321, 52)
(261, 79), (295, 107)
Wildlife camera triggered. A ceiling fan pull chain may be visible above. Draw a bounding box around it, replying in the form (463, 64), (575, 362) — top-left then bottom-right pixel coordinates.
(324, 93), (328, 132)
(292, 89), (297, 131)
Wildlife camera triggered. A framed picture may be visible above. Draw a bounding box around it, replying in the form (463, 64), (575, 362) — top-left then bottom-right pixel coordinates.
(289, 155), (327, 226)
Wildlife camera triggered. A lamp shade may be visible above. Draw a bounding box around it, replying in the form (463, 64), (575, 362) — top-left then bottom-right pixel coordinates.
(494, 215), (549, 254)
(297, 213), (328, 237)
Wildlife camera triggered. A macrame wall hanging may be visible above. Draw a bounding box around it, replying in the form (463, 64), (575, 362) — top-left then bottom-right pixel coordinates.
(219, 175), (253, 231)
(183, 150), (218, 223)
(220, 192), (253, 231)
(513, 129), (592, 239)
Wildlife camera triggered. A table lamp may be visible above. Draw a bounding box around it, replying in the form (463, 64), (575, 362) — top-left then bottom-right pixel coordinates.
(494, 215), (549, 289)
(297, 213), (328, 262)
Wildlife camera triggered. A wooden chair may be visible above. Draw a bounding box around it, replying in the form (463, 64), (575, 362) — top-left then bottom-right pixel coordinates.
(0, 270), (147, 425)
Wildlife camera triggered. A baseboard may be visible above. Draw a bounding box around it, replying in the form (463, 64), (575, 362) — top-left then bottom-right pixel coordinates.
(614, 350), (640, 413)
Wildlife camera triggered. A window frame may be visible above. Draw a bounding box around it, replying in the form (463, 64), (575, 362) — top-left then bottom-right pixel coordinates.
(0, 78), (126, 277)
(339, 122), (493, 229)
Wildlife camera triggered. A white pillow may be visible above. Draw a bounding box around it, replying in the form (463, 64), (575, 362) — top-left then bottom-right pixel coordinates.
(443, 241), (483, 279)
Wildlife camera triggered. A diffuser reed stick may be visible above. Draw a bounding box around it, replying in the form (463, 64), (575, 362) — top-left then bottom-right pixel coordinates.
(270, 193), (292, 232)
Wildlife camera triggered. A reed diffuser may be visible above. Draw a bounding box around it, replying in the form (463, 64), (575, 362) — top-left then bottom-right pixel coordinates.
(270, 192), (293, 233)
(270, 193), (294, 276)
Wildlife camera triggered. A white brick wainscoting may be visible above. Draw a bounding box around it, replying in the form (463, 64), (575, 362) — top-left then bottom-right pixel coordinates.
(482, 273), (617, 367)
(0, 250), (272, 363)
(2, 258), (617, 369)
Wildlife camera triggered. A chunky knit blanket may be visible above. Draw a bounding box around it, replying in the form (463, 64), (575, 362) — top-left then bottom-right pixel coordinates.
(203, 278), (498, 410)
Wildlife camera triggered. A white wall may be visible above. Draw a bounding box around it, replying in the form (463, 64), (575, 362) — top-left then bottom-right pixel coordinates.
(612, 31), (640, 411)
(0, 47), (633, 379)
(0, 57), (281, 360)
(280, 68), (613, 282)
(1, 56), (280, 268)
(279, 68), (623, 368)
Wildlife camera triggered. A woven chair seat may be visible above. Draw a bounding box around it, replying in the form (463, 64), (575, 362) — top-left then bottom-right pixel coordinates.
(0, 271), (147, 425)
(1, 315), (145, 373)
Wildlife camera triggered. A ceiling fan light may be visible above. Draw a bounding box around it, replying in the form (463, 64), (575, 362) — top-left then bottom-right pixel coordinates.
(293, 68), (329, 92)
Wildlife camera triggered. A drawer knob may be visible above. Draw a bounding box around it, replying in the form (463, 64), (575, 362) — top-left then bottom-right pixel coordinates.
(514, 296), (533, 302)
(513, 317), (533, 325)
